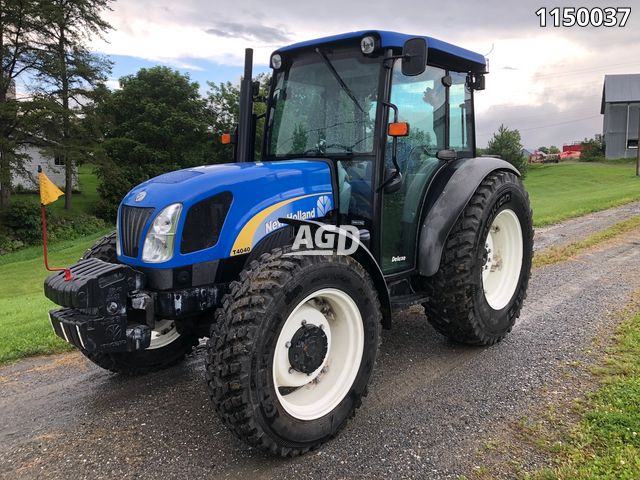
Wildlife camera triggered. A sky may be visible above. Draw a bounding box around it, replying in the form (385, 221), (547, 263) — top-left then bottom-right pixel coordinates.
(92, 0), (640, 149)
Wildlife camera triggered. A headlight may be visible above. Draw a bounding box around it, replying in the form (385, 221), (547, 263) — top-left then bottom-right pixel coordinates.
(142, 203), (182, 263)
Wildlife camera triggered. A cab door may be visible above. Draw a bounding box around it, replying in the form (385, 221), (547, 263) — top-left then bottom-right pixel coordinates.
(380, 62), (473, 274)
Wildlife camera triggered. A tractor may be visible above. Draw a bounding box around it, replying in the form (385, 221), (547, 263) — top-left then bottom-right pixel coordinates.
(44, 30), (533, 455)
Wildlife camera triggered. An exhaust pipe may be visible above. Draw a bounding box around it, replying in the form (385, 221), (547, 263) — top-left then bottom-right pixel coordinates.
(236, 48), (254, 163)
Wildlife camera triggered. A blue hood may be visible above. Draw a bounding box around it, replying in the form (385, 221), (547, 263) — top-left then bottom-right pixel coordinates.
(119, 160), (334, 268)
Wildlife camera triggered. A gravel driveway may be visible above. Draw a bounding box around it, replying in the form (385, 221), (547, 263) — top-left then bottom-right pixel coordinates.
(1, 216), (640, 479)
(534, 200), (640, 251)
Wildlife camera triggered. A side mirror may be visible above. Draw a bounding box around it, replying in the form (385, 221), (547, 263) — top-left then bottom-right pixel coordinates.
(383, 167), (403, 194)
(436, 149), (457, 162)
(401, 38), (427, 77)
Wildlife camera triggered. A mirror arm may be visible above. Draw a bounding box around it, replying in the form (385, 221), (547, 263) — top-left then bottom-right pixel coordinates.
(382, 53), (407, 68)
(378, 102), (403, 192)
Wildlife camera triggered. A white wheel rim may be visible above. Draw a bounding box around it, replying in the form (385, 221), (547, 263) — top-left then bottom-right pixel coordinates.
(272, 288), (364, 421)
(147, 319), (180, 349)
(482, 209), (523, 310)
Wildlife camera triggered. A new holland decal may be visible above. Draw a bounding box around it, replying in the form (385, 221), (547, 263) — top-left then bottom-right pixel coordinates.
(230, 193), (332, 256)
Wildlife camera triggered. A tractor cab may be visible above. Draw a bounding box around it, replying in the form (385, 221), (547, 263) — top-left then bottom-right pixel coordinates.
(237, 31), (488, 274)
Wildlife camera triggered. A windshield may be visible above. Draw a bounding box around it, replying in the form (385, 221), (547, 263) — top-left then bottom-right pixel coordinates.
(267, 47), (381, 157)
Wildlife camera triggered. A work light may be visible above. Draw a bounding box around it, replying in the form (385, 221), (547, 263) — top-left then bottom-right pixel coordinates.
(142, 203), (182, 263)
(360, 36), (376, 54)
(271, 54), (282, 69)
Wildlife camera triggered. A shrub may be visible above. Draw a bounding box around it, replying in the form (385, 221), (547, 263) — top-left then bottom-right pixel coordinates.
(3, 199), (43, 245)
(580, 138), (605, 162)
(0, 199), (107, 252)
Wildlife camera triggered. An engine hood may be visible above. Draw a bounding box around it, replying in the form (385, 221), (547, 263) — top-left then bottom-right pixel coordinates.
(119, 160), (334, 268)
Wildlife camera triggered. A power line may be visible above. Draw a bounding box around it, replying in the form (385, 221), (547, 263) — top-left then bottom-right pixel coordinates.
(477, 114), (601, 137)
(531, 61), (640, 79)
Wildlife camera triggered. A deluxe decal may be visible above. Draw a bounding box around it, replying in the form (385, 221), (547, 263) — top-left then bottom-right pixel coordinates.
(230, 193), (332, 256)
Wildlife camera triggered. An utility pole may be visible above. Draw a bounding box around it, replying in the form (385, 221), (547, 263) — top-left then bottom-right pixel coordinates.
(637, 109), (640, 176)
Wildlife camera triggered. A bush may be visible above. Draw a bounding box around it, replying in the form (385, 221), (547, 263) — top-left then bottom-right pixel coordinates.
(0, 199), (107, 253)
(3, 200), (43, 245)
(580, 138), (605, 162)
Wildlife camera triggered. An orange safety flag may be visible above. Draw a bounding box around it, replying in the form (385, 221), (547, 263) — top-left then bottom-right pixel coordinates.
(39, 170), (64, 206)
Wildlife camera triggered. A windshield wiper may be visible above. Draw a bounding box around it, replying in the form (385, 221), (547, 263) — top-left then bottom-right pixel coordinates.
(315, 48), (364, 113)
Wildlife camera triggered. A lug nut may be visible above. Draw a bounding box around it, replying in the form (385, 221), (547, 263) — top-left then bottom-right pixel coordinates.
(301, 319), (307, 326)
(288, 367), (294, 374)
(319, 324), (324, 330)
(285, 341), (291, 348)
(107, 302), (118, 314)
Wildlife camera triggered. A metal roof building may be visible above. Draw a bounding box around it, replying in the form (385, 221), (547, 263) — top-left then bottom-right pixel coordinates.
(601, 74), (640, 159)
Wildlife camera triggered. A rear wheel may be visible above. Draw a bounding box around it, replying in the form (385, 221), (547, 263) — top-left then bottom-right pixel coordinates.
(422, 171), (533, 345)
(206, 248), (381, 455)
(79, 232), (198, 375)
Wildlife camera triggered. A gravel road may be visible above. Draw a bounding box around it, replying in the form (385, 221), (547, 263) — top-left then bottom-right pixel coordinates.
(534, 200), (640, 252)
(2, 220), (640, 479)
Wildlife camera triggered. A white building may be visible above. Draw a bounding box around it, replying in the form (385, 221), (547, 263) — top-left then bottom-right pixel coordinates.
(3, 80), (77, 192)
(12, 147), (76, 192)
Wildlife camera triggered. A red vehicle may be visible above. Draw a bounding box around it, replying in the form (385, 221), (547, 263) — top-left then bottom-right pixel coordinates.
(560, 143), (582, 160)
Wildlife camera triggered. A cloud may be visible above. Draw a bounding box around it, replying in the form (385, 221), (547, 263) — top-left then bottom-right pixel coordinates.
(90, 0), (639, 147)
(205, 22), (290, 43)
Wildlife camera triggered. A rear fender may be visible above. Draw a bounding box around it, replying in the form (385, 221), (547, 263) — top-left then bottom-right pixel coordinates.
(418, 157), (520, 277)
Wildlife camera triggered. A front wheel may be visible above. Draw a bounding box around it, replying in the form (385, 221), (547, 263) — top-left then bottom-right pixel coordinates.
(206, 248), (381, 456)
(422, 171), (533, 345)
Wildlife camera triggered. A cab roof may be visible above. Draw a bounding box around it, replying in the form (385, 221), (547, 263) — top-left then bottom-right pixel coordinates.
(274, 30), (487, 73)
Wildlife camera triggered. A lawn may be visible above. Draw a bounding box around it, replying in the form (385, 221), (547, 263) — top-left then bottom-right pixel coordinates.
(525, 160), (640, 226)
(0, 231), (111, 365)
(15, 163), (100, 217)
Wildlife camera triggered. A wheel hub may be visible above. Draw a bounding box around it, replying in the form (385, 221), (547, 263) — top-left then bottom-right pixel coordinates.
(288, 324), (328, 374)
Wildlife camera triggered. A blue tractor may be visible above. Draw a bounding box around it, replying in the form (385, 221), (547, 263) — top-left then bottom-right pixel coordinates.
(44, 31), (533, 455)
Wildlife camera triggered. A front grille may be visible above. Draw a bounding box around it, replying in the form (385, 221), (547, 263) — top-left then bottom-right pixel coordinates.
(120, 205), (154, 257)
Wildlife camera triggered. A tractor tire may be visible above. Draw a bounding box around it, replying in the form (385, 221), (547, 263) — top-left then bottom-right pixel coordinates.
(205, 247), (381, 456)
(79, 232), (198, 375)
(80, 231), (118, 263)
(422, 171), (533, 346)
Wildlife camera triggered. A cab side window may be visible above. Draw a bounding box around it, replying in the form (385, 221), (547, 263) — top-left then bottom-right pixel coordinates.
(448, 72), (473, 155)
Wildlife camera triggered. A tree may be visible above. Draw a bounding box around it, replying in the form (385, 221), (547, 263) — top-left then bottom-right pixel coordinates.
(0, 0), (38, 209)
(31, 0), (112, 209)
(580, 137), (604, 162)
(549, 145), (560, 154)
(538, 146), (549, 154)
(96, 67), (213, 220)
(486, 124), (528, 177)
(205, 73), (270, 162)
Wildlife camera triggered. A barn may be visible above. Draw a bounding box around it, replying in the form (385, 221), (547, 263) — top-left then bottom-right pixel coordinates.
(601, 74), (640, 159)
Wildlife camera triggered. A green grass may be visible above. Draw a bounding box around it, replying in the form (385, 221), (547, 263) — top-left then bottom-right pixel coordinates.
(14, 163), (100, 217)
(526, 309), (640, 479)
(0, 231), (110, 365)
(525, 160), (640, 226)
